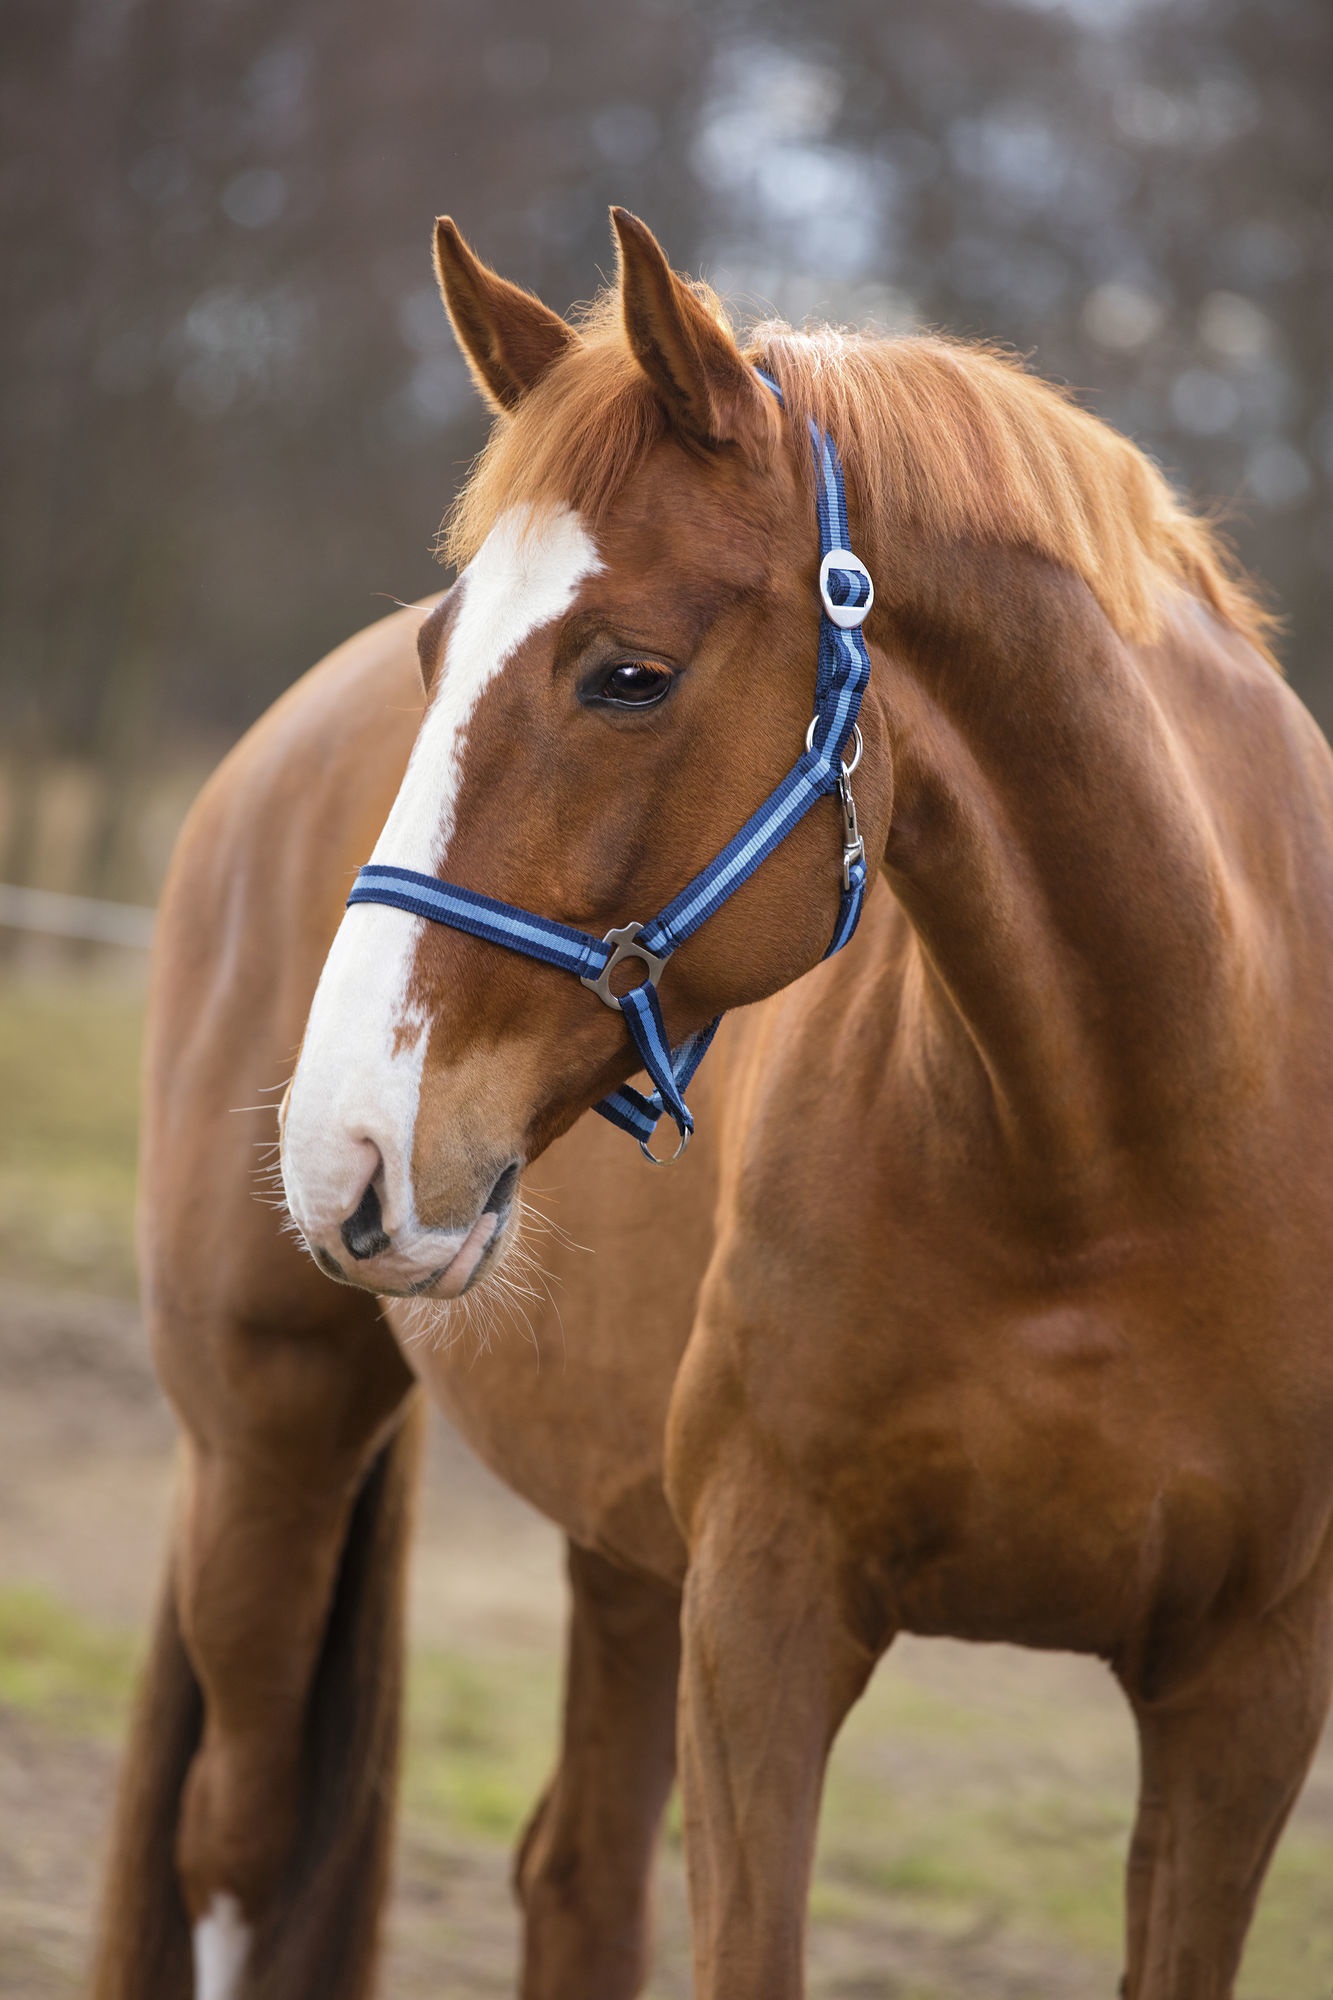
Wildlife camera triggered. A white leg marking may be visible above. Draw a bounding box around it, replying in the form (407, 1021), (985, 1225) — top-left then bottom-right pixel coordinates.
(281, 502), (602, 1254)
(192, 1891), (251, 2000)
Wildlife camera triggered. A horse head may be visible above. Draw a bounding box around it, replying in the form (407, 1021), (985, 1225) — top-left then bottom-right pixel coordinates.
(280, 210), (893, 1299)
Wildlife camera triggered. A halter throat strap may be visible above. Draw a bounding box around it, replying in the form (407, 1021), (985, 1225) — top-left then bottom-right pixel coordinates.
(347, 370), (873, 1162)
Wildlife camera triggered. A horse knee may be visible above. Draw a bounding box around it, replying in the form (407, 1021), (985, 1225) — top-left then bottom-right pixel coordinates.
(517, 1807), (648, 2000)
(174, 1728), (302, 2000)
(177, 1725), (301, 1921)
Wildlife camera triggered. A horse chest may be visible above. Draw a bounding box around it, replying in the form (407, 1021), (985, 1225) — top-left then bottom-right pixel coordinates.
(681, 1227), (1331, 1658)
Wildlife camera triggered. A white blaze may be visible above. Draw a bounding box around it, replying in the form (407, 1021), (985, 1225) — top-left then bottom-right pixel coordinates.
(193, 1892), (250, 2000)
(281, 503), (602, 1262)
(374, 502), (603, 876)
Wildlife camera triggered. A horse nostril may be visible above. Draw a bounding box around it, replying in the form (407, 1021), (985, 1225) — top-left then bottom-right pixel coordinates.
(340, 1180), (392, 1262)
(484, 1162), (520, 1216)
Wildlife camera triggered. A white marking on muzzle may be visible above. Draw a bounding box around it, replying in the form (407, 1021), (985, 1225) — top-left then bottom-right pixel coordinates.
(192, 1891), (250, 2000)
(281, 503), (602, 1276)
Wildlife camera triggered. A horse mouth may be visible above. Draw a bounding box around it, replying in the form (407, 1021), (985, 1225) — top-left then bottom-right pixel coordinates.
(404, 1265), (452, 1296)
(403, 1236), (504, 1297)
(379, 1179), (520, 1300)
(455, 1215), (509, 1294)
(293, 1158), (523, 1301)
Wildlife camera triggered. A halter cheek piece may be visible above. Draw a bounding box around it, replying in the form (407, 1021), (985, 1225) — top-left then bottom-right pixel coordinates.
(348, 371), (874, 1163)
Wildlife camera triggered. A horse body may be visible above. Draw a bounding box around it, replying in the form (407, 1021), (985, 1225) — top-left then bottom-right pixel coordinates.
(95, 211), (1333, 2000)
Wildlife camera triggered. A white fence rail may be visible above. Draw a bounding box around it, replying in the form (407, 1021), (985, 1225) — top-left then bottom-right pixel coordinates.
(0, 883), (156, 948)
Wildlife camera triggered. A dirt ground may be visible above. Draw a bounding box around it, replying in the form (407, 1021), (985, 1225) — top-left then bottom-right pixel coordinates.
(2, 1274), (1332, 1998)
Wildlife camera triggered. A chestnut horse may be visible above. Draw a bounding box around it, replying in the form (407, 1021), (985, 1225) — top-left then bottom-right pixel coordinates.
(95, 209), (1333, 2000)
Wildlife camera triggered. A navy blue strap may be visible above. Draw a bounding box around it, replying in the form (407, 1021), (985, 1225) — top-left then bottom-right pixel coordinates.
(348, 367), (873, 1159)
(345, 864), (710, 1157)
(640, 745), (833, 958)
(597, 992), (720, 1159)
(347, 865), (612, 982)
(829, 859), (867, 953)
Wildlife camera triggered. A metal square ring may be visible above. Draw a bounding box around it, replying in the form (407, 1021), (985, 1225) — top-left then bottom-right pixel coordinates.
(580, 922), (667, 1011)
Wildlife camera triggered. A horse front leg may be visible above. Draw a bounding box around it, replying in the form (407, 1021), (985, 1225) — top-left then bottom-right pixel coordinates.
(515, 1540), (682, 2000)
(676, 1471), (880, 2000)
(172, 1424), (404, 1996)
(173, 1442), (348, 1983)
(93, 1305), (417, 2000)
(1121, 1550), (1333, 2000)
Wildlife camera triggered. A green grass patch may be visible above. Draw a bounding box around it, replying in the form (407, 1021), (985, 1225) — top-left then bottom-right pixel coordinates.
(815, 1654), (1333, 1996)
(0, 972), (144, 1291)
(403, 1645), (560, 1845)
(2, 1578), (1331, 1995)
(1242, 1826), (1333, 1998)
(0, 1584), (138, 1736)
(815, 1659), (1131, 1966)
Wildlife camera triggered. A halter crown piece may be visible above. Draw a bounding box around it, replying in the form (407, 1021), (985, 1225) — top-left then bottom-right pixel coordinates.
(347, 371), (874, 1163)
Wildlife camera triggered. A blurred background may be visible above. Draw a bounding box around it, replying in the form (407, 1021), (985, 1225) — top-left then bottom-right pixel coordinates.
(3, 0), (1331, 913)
(1, 1), (1331, 1994)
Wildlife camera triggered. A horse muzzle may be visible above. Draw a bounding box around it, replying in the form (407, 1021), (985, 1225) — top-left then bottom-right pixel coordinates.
(281, 1099), (521, 1299)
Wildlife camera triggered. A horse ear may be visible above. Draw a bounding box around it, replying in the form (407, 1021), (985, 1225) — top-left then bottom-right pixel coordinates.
(434, 217), (578, 413)
(611, 207), (773, 457)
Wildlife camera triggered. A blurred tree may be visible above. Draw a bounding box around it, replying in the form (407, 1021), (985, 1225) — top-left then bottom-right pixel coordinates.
(1, 0), (711, 770)
(693, 0), (1331, 712)
(1, 0), (1329, 895)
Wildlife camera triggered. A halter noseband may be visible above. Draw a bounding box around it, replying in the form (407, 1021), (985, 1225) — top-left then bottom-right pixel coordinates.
(347, 371), (874, 1163)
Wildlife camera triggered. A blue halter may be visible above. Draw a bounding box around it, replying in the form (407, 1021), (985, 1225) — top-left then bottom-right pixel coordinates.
(347, 371), (874, 1162)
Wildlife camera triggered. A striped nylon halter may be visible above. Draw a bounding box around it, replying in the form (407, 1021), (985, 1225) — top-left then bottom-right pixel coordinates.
(346, 371), (874, 1162)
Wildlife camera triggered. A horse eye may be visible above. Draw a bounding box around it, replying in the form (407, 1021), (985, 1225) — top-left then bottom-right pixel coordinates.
(596, 662), (673, 707)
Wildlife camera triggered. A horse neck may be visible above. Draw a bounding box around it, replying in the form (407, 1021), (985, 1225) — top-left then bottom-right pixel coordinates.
(873, 543), (1246, 1198)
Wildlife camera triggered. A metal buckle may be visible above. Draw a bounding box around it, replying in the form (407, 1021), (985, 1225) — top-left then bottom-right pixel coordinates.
(580, 922), (667, 1012)
(819, 547), (874, 629)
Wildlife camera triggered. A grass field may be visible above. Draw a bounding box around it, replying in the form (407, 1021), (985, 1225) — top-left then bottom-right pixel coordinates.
(1, 965), (1330, 1995)
(0, 969), (143, 1296)
(3, 1563), (1331, 1997)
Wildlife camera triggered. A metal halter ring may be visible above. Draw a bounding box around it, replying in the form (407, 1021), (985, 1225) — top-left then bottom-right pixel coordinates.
(806, 719), (863, 776)
(580, 922), (667, 1012)
(639, 1123), (692, 1167)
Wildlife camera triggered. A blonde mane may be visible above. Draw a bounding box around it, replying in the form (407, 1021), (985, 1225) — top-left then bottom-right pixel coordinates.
(443, 288), (1275, 660)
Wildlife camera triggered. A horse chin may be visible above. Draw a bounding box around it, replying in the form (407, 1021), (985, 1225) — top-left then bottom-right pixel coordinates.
(408, 1204), (509, 1300)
